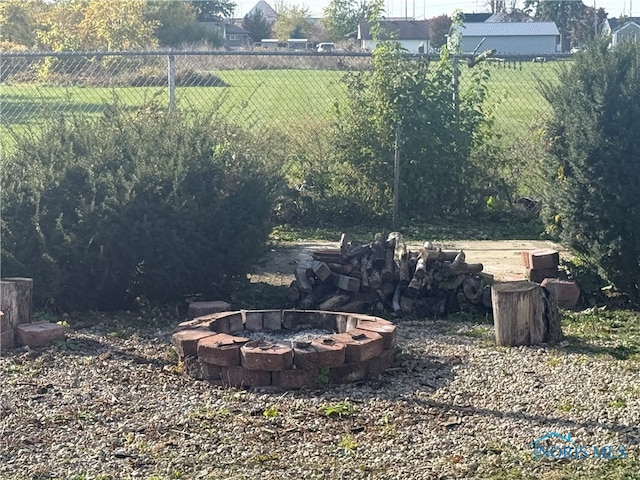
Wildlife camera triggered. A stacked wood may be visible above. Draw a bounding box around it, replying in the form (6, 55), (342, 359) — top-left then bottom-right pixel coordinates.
(288, 233), (493, 317)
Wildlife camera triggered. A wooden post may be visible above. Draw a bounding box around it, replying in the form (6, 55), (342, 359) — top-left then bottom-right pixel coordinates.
(167, 54), (176, 110)
(393, 125), (400, 229)
(491, 281), (562, 347)
(0, 277), (33, 329)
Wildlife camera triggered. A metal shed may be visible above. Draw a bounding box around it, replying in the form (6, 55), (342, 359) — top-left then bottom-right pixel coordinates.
(457, 22), (560, 55)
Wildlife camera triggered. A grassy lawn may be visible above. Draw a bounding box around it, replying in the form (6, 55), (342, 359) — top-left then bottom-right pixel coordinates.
(0, 70), (347, 132)
(479, 60), (563, 135)
(0, 62), (560, 148)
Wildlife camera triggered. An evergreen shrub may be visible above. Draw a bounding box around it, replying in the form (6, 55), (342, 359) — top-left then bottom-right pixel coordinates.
(1, 105), (280, 311)
(541, 38), (640, 300)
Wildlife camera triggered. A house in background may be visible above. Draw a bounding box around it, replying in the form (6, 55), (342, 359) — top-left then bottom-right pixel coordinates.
(357, 20), (430, 53)
(462, 13), (493, 23)
(245, 0), (277, 25)
(455, 22), (560, 55)
(223, 23), (252, 48)
(602, 17), (640, 46)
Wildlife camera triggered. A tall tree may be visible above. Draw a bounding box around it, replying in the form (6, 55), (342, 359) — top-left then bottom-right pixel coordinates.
(191, 0), (236, 19)
(243, 10), (272, 43)
(572, 6), (607, 46)
(321, 0), (373, 43)
(428, 14), (450, 48)
(273, 5), (313, 41)
(79, 0), (157, 50)
(36, 0), (86, 51)
(144, 1), (219, 47)
(0, 0), (45, 48)
(525, 0), (585, 51)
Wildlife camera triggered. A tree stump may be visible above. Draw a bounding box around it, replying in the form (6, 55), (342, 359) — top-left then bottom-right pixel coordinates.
(1, 277), (33, 329)
(491, 281), (562, 347)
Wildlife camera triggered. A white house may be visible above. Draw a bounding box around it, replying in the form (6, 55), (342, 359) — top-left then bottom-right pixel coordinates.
(602, 17), (640, 46)
(456, 22), (560, 55)
(357, 20), (430, 53)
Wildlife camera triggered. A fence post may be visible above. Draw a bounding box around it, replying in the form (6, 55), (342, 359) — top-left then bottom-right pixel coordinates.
(393, 123), (401, 229)
(452, 54), (460, 118)
(167, 54), (176, 109)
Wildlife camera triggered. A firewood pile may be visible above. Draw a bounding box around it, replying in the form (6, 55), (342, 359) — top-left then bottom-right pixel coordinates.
(288, 232), (493, 317)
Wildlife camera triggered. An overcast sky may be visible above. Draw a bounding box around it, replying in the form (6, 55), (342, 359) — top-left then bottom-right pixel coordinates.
(234, 0), (634, 20)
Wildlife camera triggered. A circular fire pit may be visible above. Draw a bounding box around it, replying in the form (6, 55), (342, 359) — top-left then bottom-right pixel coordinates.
(172, 309), (396, 389)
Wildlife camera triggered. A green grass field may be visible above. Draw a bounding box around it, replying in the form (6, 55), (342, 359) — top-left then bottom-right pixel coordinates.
(0, 61), (561, 150)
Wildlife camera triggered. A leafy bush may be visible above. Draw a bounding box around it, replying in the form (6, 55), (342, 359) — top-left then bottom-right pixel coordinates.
(1, 104), (280, 311)
(325, 38), (498, 221)
(541, 37), (640, 300)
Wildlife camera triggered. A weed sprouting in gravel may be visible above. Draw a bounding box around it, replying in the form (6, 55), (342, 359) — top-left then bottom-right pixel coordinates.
(320, 400), (355, 417)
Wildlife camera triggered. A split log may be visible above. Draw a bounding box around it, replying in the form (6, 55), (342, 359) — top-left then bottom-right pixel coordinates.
(421, 270), (434, 292)
(369, 269), (382, 290)
(421, 249), (463, 263)
(462, 276), (483, 303)
(0, 277), (33, 329)
(339, 233), (349, 254)
(372, 233), (386, 268)
(328, 262), (354, 275)
(442, 258), (483, 277)
(318, 293), (351, 310)
(407, 275), (422, 294)
(389, 232), (409, 285)
(382, 248), (398, 283)
(360, 254), (371, 290)
(286, 281), (301, 303)
(376, 283), (395, 303)
(413, 255), (427, 279)
(294, 268), (314, 293)
(340, 292), (378, 312)
(392, 284), (402, 312)
(343, 243), (372, 259)
(408, 252), (418, 272)
(443, 275), (466, 291)
(491, 281), (562, 347)
(481, 285), (492, 309)
(399, 296), (414, 313)
(311, 248), (343, 263)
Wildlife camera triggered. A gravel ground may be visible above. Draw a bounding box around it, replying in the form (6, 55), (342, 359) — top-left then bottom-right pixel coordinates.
(1, 313), (639, 480)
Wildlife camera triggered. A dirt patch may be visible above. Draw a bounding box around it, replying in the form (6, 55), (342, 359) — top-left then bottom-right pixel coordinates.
(250, 239), (567, 286)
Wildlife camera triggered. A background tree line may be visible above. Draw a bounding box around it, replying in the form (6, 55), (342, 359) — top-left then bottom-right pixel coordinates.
(0, 0), (615, 52)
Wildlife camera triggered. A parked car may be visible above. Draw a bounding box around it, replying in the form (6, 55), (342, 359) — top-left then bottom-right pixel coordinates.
(316, 43), (335, 53)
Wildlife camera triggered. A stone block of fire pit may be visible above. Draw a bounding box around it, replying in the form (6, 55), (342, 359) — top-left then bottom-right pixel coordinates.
(184, 356), (223, 382)
(187, 301), (232, 319)
(329, 361), (369, 384)
(262, 311), (283, 331)
(332, 328), (384, 363)
(172, 329), (217, 358)
(293, 337), (346, 370)
(15, 321), (66, 348)
(219, 365), (271, 387)
(282, 310), (322, 330)
(241, 340), (294, 371)
(197, 333), (250, 366)
(209, 311), (244, 334)
(244, 311), (263, 331)
(354, 319), (397, 350)
(367, 349), (396, 375)
(272, 368), (320, 389)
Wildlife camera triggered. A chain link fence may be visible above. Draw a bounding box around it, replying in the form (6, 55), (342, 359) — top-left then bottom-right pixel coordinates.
(1, 50), (567, 202)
